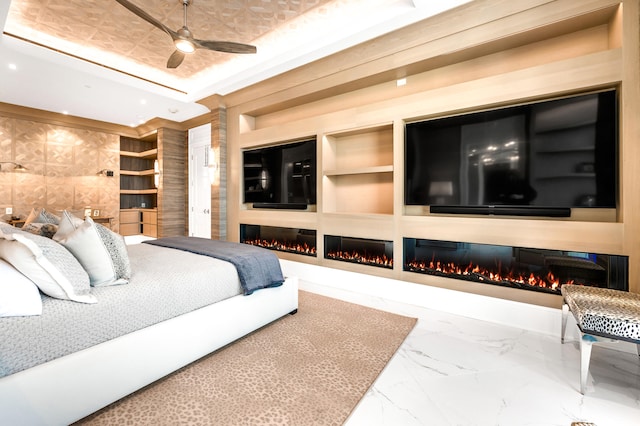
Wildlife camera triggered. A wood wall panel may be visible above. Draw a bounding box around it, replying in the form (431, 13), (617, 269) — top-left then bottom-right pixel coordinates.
(157, 128), (186, 237)
(225, 0), (638, 306)
(210, 107), (227, 240)
(0, 114), (120, 227)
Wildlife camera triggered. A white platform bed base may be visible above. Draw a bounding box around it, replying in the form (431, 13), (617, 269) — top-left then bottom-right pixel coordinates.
(0, 276), (298, 426)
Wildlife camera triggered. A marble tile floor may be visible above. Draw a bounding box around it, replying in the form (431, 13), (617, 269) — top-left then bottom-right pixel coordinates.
(300, 281), (640, 426)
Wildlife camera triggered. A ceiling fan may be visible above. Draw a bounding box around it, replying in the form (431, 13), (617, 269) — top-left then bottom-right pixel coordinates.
(115, 0), (257, 69)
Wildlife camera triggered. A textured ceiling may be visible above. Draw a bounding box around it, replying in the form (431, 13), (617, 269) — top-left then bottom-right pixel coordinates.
(0, 0), (471, 126)
(5, 0), (331, 89)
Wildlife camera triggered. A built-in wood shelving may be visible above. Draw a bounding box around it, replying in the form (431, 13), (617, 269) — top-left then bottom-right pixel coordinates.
(120, 169), (156, 176)
(120, 135), (158, 236)
(322, 124), (394, 215)
(120, 188), (158, 194)
(119, 148), (158, 159)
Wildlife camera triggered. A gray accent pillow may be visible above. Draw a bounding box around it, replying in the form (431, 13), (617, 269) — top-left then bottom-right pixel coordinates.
(95, 221), (131, 281)
(22, 207), (61, 228)
(57, 217), (129, 286)
(0, 227), (95, 304)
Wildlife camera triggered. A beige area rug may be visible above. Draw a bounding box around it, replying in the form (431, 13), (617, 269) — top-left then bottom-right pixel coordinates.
(76, 291), (417, 425)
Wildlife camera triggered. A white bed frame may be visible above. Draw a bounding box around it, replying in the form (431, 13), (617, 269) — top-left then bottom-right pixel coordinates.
(0, 276), (298, 425)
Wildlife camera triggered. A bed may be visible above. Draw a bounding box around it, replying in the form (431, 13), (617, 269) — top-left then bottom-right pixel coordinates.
(0, 211), (298, 425)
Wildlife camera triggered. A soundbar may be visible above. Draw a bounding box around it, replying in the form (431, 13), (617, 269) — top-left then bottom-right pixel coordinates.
(252, 203), (308, 210)
(429, 205), (571, 217)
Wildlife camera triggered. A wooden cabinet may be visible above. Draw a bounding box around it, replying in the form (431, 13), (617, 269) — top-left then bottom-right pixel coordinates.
(141, 210), (157, 237)
(322, 124), (394, 215)
(119, 210), (142, 236)
(119, 209), (157, 237)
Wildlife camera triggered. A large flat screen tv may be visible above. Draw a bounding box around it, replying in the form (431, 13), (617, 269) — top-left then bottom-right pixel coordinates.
(404, 89), (618, 217)
(243, 139), (317, 209)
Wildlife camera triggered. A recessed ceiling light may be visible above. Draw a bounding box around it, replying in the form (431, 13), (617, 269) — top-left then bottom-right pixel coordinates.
(140, 99), (147, 105)
(168, 108), (179, 114)
(8, 63), (17, 70)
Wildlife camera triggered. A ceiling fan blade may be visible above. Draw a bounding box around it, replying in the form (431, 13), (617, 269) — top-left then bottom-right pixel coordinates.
(114, 0), (177, 39)
(167, 50), (186, 68)
(194, 39), (257, 54)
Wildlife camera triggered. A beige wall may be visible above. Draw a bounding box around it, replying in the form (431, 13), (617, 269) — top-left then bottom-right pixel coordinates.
(0, 115), (120, 229)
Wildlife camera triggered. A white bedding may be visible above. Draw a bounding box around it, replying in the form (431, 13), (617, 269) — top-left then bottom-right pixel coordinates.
(0, 232), (299, 425)
(0, 243), (244, 378)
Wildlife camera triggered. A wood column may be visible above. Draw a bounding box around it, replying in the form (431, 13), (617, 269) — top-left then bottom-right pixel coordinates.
(210, 106), (227, 241)
(157, 127), (187, 237)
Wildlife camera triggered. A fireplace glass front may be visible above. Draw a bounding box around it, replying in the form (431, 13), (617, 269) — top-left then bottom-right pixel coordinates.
(325, 235), (393, 269)
(240, 224), (316, 257)
(403, 238), (628, 295)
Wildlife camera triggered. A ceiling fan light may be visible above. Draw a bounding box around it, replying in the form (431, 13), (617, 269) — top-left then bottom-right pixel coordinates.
(175, 38), (195, 53)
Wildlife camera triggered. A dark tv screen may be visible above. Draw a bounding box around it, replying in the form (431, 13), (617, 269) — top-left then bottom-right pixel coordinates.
(243, 139), (316, 207)
(404, 90), (617, 214)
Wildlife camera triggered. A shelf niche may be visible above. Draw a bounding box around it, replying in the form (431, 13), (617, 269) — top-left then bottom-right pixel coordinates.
(322, 124), (394, 215)
(120, 134), (158, 237)
(120, 136), (158, 210)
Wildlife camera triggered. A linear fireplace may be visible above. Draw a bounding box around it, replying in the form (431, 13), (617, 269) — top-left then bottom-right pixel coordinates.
(325, 235), (393, 269)
(403, 238), (628, 295)
(240, 224), (316, 257)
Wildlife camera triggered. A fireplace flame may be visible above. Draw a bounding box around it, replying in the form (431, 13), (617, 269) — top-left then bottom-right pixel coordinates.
(406, 259), (571, 294)
(327, 250), (393, 269)
(243, 238), (316, 256)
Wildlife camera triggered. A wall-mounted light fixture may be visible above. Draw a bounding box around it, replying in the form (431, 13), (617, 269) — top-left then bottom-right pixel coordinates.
(97, 169), (114, 177)
(0, 161), (28, 172)
(154, 159), (160, 188)
(206, 147), (219, 184)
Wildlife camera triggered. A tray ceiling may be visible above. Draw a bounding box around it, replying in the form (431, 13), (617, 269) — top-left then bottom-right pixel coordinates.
(0, 0), (471, 126)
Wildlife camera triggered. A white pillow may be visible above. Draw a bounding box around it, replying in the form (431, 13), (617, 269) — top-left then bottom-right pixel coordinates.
(0, 229), (96, 304)
(0, 259), (43, 317)
(53, 210), (84, 242)
(57, 217), (128, 287)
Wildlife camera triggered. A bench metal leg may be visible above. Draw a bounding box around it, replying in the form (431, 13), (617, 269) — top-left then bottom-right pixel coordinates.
(579, 333), (619, 394)
(579, 334), (595, 394)
(561, 303), (569, 344)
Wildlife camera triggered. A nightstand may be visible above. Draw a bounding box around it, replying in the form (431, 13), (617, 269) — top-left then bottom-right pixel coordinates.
(8, 219), (25, 228)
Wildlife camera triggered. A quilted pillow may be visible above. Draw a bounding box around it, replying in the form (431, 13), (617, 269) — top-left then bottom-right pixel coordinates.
(22, 207), (60, 228)
(94, 221), (132, 282)
(0, 259), (43, 317)
(0, 228), (96, 304)
(56, 217), (129, 287)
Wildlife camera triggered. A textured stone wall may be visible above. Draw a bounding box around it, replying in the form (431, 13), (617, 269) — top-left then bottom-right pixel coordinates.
(0, 115), (120, 228)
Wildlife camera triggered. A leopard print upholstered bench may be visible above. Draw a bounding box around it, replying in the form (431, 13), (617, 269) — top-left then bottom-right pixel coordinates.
(561, 284), (640, 394)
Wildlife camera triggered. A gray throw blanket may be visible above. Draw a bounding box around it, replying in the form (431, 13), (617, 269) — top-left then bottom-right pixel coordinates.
(143, 237), (285, 295)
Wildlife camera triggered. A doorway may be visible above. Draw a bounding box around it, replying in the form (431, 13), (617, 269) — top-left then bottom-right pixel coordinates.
(188, 123), (212, 238)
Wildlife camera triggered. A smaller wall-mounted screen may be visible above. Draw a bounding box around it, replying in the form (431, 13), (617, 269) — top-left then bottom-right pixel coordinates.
(243, 139), (317, 208)
(404, 89), (617, 216)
